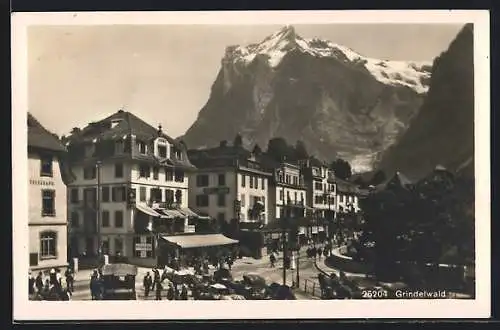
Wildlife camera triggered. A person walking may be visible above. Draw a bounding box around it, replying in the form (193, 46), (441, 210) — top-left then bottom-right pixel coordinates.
(65, 267), (74, 293)
(269, 252), (276, 268)
(143, 272), (153, 298)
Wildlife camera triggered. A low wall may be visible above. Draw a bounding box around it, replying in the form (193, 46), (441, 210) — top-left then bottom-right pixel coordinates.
(325, 247), (373, 275)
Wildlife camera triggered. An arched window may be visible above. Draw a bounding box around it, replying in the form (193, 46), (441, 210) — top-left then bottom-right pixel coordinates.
(40, 231), (57, 259)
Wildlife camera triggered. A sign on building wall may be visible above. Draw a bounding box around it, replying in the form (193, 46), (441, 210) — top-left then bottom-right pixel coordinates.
(185, 225), (196, 233)
(29, 179), (55, 186)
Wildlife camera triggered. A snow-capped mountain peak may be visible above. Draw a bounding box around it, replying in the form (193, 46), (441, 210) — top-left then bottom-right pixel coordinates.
(224, 25), (432, 94)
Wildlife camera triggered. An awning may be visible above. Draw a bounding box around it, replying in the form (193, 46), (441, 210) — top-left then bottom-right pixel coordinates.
(298, 227), (306, 235)
(160, 209), (185, 218)
(136, 204), (164, 218)
(178, 208), (199, 217)
(177, 207), (211, 219)
(160, 233), (239, 249)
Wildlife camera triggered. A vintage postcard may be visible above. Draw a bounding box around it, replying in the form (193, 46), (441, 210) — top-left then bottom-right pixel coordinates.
(12, 10), (490, 320)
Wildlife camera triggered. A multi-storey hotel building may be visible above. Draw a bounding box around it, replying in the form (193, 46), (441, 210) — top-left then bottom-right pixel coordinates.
(64, 110), (206, 266)
(298, 157), (336, 241)
(28, 113), (74, 273)
(187, 142), (272, 257)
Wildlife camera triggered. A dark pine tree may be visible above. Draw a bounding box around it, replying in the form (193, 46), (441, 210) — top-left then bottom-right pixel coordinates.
(266, 137), (290, 162)
(330, 158), (353, 180)
(233, 134), (243, 147)
(294, 140), (309, 160)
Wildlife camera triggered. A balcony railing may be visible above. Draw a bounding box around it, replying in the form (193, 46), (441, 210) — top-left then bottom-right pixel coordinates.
(286, 199), (305, 207)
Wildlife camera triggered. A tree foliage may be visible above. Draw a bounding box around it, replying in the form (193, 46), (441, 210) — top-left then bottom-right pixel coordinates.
(358, 169), (474, 280)
(265, 137), (311, 162)
(233, 134), (243, 147)
(330, 158), (353, 180)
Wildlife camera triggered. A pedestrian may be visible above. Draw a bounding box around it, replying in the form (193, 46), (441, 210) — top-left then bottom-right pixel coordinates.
(143, 272), (153, 298)
(28, 272), (35, 297)
(270, 252), (276, 268)
(167, 283), (175, 300)
(65, 267), (74, 293)
(226, 256), (233, 270)
(90, 270), (100, 300)
(35, 271), (44, 294)
(56, 268), (62, 287)
(180, 283), (188, 300)
(155, 280), (163, 301)
(317, 247), (322, 260)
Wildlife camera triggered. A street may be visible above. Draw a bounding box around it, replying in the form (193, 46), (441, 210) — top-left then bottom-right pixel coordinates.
(66, 252), (321, 300)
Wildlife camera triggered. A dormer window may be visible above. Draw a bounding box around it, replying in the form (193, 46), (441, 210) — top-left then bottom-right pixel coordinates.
(158, 145), (167, 158)
(137, 141), (147, 154)
(111, 119), (122, 129)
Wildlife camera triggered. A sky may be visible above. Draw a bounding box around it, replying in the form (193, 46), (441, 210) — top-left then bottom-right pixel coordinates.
(27, 24), (463, 138)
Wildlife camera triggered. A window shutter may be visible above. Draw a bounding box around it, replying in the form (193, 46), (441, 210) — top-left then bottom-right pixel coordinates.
(112, 187), (116, 202)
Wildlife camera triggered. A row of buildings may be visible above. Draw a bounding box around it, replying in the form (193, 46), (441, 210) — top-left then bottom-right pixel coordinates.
(28, 110), (363, 272)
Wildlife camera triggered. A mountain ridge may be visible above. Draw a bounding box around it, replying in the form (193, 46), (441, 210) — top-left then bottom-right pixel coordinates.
(182, 26), (434, 172)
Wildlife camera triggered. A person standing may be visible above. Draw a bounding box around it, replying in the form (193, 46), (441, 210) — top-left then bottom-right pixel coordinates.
(167, 283), (175, 300)
(143, 272), (152, 298)
(35, 271), (44, 294)
(90, 270), (100, 300)
(28, 272), (35, 297)
(180, 283), (188, 300)
(226, 256), (233, 271)
(154, 280), (163, 301)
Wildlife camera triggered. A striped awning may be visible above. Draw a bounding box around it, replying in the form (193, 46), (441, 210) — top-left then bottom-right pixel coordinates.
(160, 233), (238, 249)
(136, 203), (165, 218)
(160, 209), (185, 218)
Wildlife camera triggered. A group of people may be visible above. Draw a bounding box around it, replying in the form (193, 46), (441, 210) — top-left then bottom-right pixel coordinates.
(306, 245), (331, 260)
(142, 267), (189, 300)
(28, 267), (74, 301)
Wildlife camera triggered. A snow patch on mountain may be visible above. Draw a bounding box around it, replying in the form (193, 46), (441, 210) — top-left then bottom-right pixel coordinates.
(224, 26), (432, 94)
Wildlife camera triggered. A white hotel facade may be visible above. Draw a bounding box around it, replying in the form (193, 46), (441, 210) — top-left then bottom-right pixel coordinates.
(64, 110), (198, 265)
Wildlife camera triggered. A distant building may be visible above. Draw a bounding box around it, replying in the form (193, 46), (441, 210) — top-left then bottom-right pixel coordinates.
(188, 141), (272, 226)
(188, 141), (272, 257)
(28, 113), (74, 273)
(335, 178), (362, 213)
(297, 157), (336, 241)
(64, 110), (209, 267)
(265, 159), (310, 249)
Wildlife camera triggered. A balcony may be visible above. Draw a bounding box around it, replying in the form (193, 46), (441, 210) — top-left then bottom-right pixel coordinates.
(286, 199), (305, 207)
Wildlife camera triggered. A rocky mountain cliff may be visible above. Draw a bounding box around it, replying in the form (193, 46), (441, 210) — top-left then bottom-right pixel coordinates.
(181, 26), (432, 172)
(377, 24), (474, 180)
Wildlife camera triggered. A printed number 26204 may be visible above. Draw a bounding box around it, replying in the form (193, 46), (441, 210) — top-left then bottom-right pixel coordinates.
(361, 289), (389, 299)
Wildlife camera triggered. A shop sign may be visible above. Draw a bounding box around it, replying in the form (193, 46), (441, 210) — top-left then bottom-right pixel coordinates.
(135, 243), (153, 251)
(29, 179), (55, 186)
(202, 187), (230, 195)
(185, 225), (195, 233)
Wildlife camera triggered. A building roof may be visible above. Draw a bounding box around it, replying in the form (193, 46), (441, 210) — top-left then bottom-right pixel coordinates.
(65, 110), (195, 169)
(374, 171), (414, 192)
(27, 113), (66, 153)
(68, 110), (177, 144)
